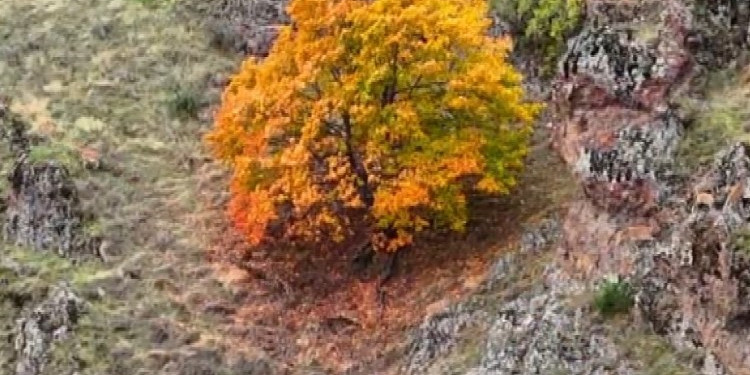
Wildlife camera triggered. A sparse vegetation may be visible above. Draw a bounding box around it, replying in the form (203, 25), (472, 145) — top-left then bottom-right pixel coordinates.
(593, 279), (634, 317)
(167, 84), (203, 120)
(677, 65), (750, 170)
(0, 0), (247, 373)
(618, 328), (701, 375)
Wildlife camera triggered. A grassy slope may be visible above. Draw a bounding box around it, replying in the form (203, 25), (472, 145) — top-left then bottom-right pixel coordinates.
(0, 1), (262, 374)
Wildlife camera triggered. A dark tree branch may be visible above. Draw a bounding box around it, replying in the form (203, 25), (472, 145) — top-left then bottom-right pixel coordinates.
(342, 111), (374, 208)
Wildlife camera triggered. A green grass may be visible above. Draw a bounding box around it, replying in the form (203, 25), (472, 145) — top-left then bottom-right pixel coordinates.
(167, 84), (204, 120)
(618, 329), (700, 375)
(27, 143), (82, 171)
(676, 66), (750, 170)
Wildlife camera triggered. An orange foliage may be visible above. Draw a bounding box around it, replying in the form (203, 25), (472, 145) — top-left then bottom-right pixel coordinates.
(207, 0), (539, 252)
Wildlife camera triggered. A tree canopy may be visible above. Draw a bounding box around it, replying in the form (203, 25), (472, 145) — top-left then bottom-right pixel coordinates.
(207, 0), (539, 253)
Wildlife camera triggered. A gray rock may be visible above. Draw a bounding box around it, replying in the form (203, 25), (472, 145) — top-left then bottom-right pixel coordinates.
(520, 217), (561, 254)
(14, 284), (84, 375)
(576, 110), (682, 185)
(4, 159), (88, 257)
(688, 0), (750, 68)
(560, 26), (660, 103)
(403, 304), (488, 375)
(204, 0), (289, 57)
(0, 108), (94, 259)
(467, 280), (633, 375)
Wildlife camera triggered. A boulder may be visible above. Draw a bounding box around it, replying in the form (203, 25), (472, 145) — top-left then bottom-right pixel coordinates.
(0, 108), (93, 258)
(204, 0), (289, 57)
(688, 0), (750, 68)
(14, 284), (84, 375)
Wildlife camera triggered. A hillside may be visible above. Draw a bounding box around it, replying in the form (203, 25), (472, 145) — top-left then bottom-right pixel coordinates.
(1, 0), (749, 374)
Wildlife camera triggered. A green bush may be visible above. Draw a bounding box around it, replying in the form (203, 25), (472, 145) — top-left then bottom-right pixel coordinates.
(167, 85), (202, 120)
(492, 0), (584, 76)
(594, 280), (634, 317)
(731, 228), (750, 257)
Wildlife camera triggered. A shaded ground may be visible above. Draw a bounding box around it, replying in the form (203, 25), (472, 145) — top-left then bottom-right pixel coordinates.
(208, 124), (578, 374)
(0, 0), (577, 374)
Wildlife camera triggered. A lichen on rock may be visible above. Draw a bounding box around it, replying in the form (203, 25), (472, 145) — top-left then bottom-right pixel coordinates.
(13, 284), (84, 375)
(0, 106), (96, 259)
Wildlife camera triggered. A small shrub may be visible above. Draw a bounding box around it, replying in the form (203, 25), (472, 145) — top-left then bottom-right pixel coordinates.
(167, 85), (202, 120)
(594, 279), (634, 317)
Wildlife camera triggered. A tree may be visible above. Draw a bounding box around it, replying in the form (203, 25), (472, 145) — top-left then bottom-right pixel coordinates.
(207, 0), (539, 254)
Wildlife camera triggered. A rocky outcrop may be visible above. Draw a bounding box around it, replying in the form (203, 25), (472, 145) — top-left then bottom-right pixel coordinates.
(0, 107), (94, 259)
(4, 160), (89, 257)
(405, 221), (639, 375)
(561, 26), (660, 105)
(407, 0), (750, 374)
(14, 284), (84, 375)
(555, 0), (750, 373)
(633, 144), (750, 374)
(203, 0), (289, 56)
(464, 270), (632, 375)
(688, 0), (750, 68)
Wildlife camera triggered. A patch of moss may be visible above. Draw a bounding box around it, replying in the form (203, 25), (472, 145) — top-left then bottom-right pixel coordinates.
(27, 143), (82, 174)
(618, 330), (700, 375)
(1, 246), (102, 291)
(677, 66), (750, 170)
(132, 0), (173, 9)
(730, 227), (750, 257)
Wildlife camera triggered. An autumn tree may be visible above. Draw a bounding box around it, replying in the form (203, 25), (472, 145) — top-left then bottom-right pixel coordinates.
(207, 0), (539, 255)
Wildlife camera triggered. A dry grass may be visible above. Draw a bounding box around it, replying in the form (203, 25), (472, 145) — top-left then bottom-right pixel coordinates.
(0, 0), (252, 373)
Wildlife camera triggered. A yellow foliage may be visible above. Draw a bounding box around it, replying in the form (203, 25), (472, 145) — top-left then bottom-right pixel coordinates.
(207, 0), (539, 252)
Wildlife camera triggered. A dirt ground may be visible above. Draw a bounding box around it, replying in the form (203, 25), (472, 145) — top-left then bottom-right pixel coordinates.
(0, 1), (577, 374)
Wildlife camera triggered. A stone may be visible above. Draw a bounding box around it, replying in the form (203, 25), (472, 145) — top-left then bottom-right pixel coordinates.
(688, 0), (750, 68)
(0, 107), (95, 259)
(14, 284), (84, 375)
(203, 0), (289, 57)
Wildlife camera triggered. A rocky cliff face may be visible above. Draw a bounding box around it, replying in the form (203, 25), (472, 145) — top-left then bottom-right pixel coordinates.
(406, 0), (750, 374)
